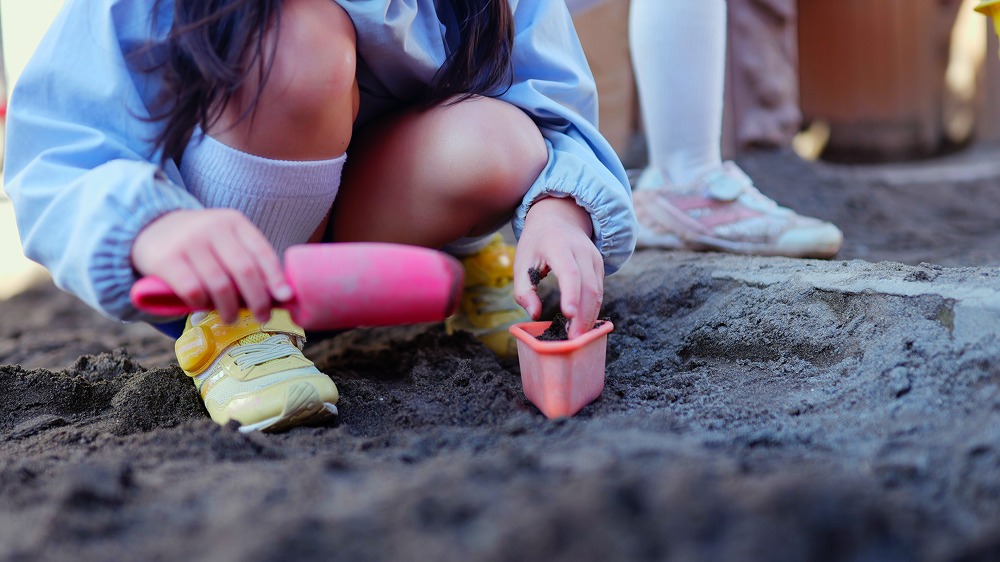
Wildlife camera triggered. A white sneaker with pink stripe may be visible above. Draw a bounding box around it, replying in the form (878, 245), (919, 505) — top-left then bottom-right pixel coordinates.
(632, 162), (843, 258)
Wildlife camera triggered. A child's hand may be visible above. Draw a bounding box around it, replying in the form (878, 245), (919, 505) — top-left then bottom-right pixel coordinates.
(131, 209), (293, 324)
(514, 197), (603, 339)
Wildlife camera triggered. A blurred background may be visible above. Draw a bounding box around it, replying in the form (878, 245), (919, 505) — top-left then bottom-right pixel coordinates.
(0, 0), (997, 301)
(574, 0), (998, 166)
(0, 1), (60, 300)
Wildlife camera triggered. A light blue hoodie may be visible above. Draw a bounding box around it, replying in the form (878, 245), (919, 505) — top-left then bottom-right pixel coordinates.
(4, 0), (637, 322)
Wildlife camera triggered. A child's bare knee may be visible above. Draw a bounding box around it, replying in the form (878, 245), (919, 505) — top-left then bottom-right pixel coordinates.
(266, 0), (358, 122)
(211, 0), (359, 157)
(449, 98), (547, 198)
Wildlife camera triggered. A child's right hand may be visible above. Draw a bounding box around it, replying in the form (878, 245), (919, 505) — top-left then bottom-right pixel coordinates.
(513, 197), (604, 340)
(131, 209), (293, 324)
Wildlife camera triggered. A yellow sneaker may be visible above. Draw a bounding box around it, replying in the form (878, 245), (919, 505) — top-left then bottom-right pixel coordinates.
(445, 233), (531, 358)
(175, 309), (339, 432)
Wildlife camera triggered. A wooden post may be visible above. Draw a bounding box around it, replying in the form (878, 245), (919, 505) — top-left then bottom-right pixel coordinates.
(797, 0), (962, 160)
(571, 0), (638, 161)
(979, 16), (1000, 142)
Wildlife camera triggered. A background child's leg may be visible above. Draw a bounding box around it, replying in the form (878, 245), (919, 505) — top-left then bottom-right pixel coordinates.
(629, 0), (726, 186)
(330, 96), (547, 247)
(628, 0), (843, 258)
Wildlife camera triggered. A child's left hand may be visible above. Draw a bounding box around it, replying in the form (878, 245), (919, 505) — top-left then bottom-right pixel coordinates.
(514, 197), (603, 339)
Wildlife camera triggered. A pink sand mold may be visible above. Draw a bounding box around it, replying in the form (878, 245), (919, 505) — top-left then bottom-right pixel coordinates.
(509, 320), (615, 419)
(131, 242), (464, 330)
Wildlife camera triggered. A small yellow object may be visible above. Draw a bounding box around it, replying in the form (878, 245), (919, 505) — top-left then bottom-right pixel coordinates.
(445, 233), (531, 358)
(976, 0), (1000, 56)
(975, 0), (1000, 15)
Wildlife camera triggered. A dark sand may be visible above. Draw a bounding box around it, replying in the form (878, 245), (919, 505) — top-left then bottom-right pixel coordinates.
(3, 148), (1000, 561)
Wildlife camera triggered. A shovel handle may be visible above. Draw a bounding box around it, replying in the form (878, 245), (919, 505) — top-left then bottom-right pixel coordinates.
(130, 276), (204, 317)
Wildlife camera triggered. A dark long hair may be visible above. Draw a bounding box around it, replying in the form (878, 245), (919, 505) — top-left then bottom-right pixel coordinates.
(424, 0), (515, 107)
(148, 0), (514, 164)
(148, 0), (281, 164)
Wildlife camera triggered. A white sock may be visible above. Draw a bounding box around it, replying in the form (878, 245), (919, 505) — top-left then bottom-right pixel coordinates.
(180, 129), (346, 258)
(630, 0), (727, 187)
(442, 235), (494, 257)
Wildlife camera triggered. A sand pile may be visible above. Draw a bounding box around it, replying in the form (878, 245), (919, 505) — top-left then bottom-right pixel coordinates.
(2, 149), (1000, 561)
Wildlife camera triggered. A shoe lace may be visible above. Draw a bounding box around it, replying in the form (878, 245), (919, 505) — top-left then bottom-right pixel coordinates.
(229, 334), (300, 368)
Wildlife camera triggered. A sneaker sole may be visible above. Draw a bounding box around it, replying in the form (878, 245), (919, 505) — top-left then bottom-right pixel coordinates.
(237, 381), (339, 433)
(637, 227), (842, 259)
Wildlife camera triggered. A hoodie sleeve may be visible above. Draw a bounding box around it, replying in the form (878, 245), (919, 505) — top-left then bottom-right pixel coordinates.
(501, 0), (637, 275)
(3, 0), (203, 322)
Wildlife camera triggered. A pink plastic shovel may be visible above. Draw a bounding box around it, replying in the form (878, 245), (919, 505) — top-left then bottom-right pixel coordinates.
(130, 242), (464, 330)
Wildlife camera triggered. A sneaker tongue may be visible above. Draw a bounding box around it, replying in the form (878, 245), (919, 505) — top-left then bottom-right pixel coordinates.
(237, 332), (274, 346)
(706, 174), (746, 201)
(236, 332), (303, 352)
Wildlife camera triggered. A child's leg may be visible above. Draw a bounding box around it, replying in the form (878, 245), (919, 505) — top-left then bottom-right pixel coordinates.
(181, 0), (358, 259)
(330, 96), (548, 357)
(630, 0), (726, 186)
(173, 0), (360, 432)
(628, 0), (843, 258)
(330, 95), (548, 247)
